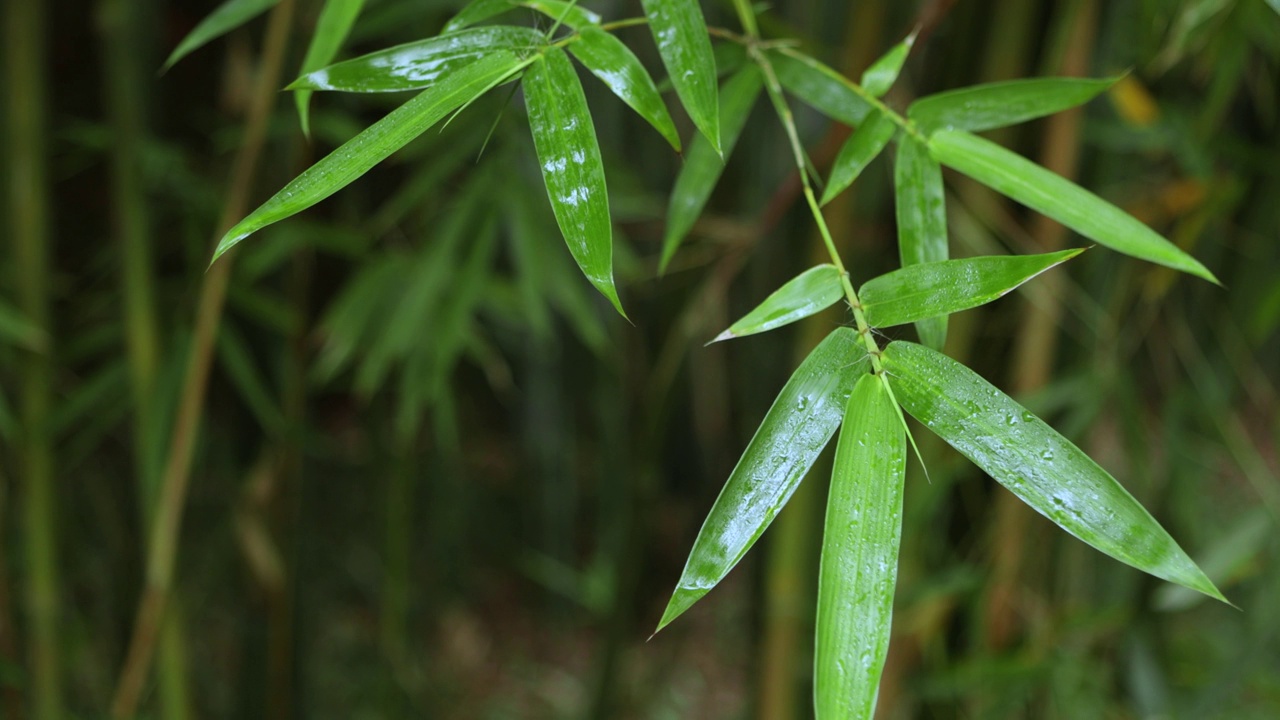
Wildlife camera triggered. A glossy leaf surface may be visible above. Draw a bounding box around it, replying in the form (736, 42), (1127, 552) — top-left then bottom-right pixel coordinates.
(568, 26), (680, 151)
(712, 265), (844, 342)
(860, 248), (1083, 328)
(525, 0), (602, 30)
(929, 130), (1217, 282)
(909, 76), (1117, 134)
(882, 341), (1225, 602)
(442, 0), (516, 32)
(770, 48), (873, 126)
(660, 65), (762, 270)
(215, 51), (525, 260)
(657, 328), (867, 631)
(288, 25), (544, 92)
(815, 373), (905, 720)
(163, 0), (278, 71)
(821, 109), (894, 205)
(294, 0), (367, 136)
(859, 31), (915, 97)
(524, 48), (624, 316)
(642, 0), (721, 151)
(894, 136), (948, 349)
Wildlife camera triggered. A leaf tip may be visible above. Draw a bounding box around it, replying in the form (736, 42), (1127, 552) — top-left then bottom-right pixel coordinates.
(706, 329), (735, 346)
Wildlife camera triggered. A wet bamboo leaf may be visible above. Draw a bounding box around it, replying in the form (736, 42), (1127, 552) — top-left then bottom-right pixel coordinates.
(525, 0), (602, 30)
(657, 328), (868, 632)
(163, 0), (278, 71)
(443, 0), (516, 32)
(660, 65), (762, 271)
(860, 248), (1084, 328)
(524, 47), (625, 316)
(815, 373), (905, 720)
(894, 136), (948, 349)
(216, 51), (526, 260)
(642, 0), (721, 152)
(288, 25), (543, 92)
(295, 0), (367, 137)
(928, 130), (1218, 283)
(712, 265), (844, 342)
(882, 340), (1226, 603)
(909, 76), (1118, 135)
(568, 26), (681, 151)
(821, 109), (894, 206)
(1269, 0), (1280, 15)
(859, 31), (915, 98)
(769, 48), (873, 127)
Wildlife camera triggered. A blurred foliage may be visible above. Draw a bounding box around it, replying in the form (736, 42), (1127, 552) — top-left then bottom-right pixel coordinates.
(1, 0), (1278, 717)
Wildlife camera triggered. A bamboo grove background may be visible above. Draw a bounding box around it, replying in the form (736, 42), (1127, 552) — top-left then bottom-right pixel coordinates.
(2, 0), (1278, 717)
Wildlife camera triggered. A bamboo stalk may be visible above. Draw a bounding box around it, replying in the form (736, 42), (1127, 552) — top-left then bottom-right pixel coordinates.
(110, 0), (298, 715)
(5, 0), (61, 716)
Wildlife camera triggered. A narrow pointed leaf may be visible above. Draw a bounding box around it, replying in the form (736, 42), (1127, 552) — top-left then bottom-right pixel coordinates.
(928, 129), (1217, 283)
(525, 0), (602, 30)
(568, 26), (681, 151)
(642, 0), (721, 152)
(909, 76), (1118, 135)
(215, 51), (525, 260)
(860, 248), (1084, 328)
(525, 48), (625, 316)
(162, 0), (278, 71)
(295, 0), (367, 137)
(882, 340), (1226, 603)
(769, 49), (873, 126)
(442, 0), (516, 32)
(660, 65), (762, 271)
(821, 109), (894, 205)
(894, 137), (948, 349)
(712, 265), (844, 342)
(859, 31), (916, 98)
(288, 26), (544, 92)
(815, 373), (905, 720)
(657, 328), (868, 632)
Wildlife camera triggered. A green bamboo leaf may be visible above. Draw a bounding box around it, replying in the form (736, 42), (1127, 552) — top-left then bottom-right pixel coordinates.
(769, 48), (873, 127)
(215, 51), (526, 260)
(1269, 0), (1280, 16)
(659, 65), (762, 271)
(894, 136), (948, 349)
(859, 30), (916, 98)
(881, 340), (1227, 603)
(712, 265), (845, 342)
(0, 300), (46, 352)
(928, 130), (1218, 283)
(815, 373), (905, 720)
(908, 76), (1118, 135)
(162, 0), (279, 72)
(657, 328), (868, 632)
(820, 109), (894, 206)
(860, 249), (1084, 328)
(642, 0), (721, 152)
(442, 0), (516, 32)
(525, 0), (601, 30)
(287, 26), (543, 92)
(568, 26), (681, 151)
(524, 47), (625, 316)
(295, 0), (367, 137)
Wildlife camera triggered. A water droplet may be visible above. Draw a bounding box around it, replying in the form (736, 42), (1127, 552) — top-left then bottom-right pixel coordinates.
(1040, 449), (1054, 461)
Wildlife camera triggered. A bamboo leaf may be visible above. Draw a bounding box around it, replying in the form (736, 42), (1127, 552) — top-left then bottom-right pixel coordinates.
(568, 26), (681, 151)
(769, 48), (873, 127)
(525, 0), (601, 30)
(0, 300), (47, 352)
(443, 0), (516, 32)
(287, 26), (543, 92)
(295, 0), (367, 137)
(659, 65), (762, 271)
(642, 0), (721, 152)
(215, 51), (527, 260)
(909, 76), (1118, 134)
(881, 340), (1227, 603)
(712, 265), (845, 342)
(928, 129), (1218, 283)
(859, 31), (916, 98)
(821, 109), (894, 205)
(524, 47), (625, 316)
(162, 0), (279, 72)
(860, 249), (1084, 328)
(815, 373), (905, 720)
(656, 328), (868, 632)
(894, 136), (948, 349)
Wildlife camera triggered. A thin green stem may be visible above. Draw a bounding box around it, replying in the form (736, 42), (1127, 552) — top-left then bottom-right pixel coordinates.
(731, 0), (759, 38)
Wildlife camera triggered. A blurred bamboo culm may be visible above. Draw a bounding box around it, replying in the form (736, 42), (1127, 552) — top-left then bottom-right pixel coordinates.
(5, 0), (62, 717)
